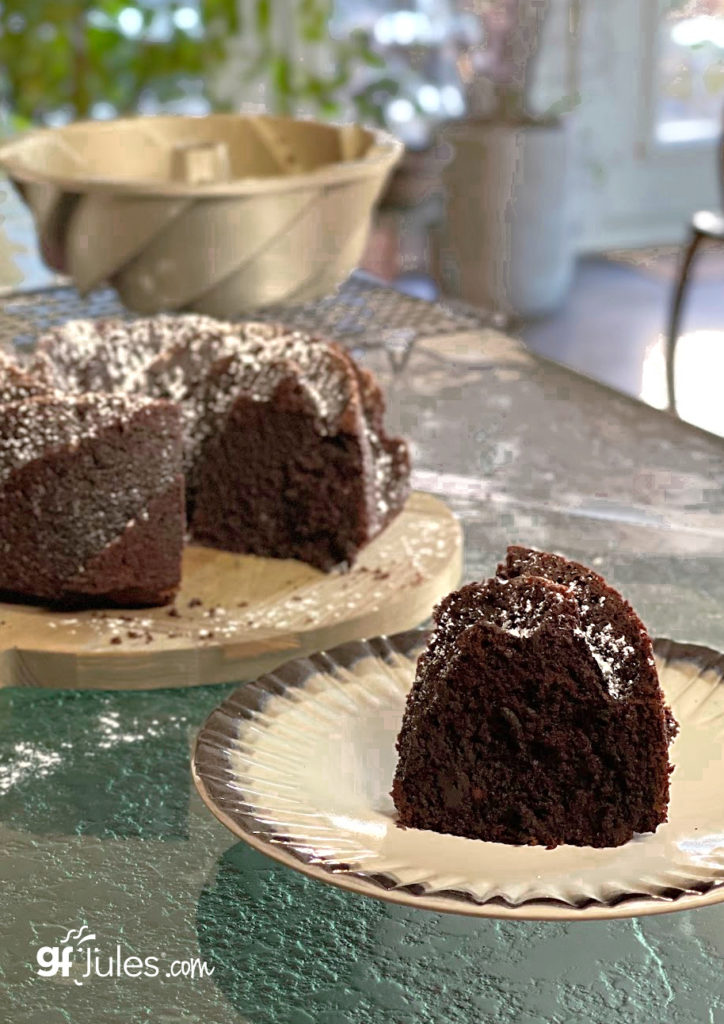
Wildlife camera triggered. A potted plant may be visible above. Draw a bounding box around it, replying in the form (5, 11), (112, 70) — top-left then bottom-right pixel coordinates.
(439, 0), (580, 318)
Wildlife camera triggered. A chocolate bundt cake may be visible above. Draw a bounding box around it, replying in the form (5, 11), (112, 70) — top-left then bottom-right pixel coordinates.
(392, 546), (678, 849)
(32, 316), (410, 571)
(0, 390), (184, 606)
(0, 314), (407, 606)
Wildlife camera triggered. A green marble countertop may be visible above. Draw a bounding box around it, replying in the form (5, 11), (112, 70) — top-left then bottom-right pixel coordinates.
(3, 189), (724, 1023)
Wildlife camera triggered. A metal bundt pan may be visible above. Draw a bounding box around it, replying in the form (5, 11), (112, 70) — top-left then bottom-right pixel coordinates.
(0, 114), (403, 317)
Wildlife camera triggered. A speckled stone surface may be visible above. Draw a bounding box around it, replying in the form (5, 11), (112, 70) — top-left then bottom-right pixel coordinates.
(3, 307), (724, 1022)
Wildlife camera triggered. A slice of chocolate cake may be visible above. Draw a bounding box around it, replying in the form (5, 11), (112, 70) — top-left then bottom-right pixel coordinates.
(392, 546), (677, 848)
(0, 393), (184, 606)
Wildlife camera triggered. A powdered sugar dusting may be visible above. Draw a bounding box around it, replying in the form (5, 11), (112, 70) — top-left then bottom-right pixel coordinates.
(31, 316), (220, 394)
(490, 593), (548, 639)
(0, 392), (165, 482)
(575, 622), (636, 699)
(0, 352), (51, 405)
(426, 564), (640, 703)
(182, 332), (354, 436)
(34, 315), (355, 434)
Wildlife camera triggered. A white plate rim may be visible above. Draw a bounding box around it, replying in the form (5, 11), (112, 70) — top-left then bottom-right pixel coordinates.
(192, 630), (724, 921)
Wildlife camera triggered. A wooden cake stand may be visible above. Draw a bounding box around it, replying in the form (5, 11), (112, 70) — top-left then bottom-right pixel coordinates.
(0, 492), (462, 689)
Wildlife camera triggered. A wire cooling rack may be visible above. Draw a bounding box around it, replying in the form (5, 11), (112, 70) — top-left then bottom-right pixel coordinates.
(0, 273), (490, 362)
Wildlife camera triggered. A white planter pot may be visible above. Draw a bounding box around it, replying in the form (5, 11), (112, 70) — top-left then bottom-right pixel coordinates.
(439, 119), (574, 318)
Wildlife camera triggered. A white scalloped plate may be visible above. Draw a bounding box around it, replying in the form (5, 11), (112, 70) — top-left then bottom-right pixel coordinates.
(192, 630), (724, 920)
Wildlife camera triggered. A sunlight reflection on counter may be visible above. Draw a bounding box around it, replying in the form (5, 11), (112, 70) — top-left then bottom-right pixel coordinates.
(641, 330), (724, 437)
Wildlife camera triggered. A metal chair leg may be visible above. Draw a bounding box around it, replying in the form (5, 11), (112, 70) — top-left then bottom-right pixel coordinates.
(665, 226), (705, 413)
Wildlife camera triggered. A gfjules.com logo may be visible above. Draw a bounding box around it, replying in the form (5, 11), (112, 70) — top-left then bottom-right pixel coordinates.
(36, 924), (214, 985)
